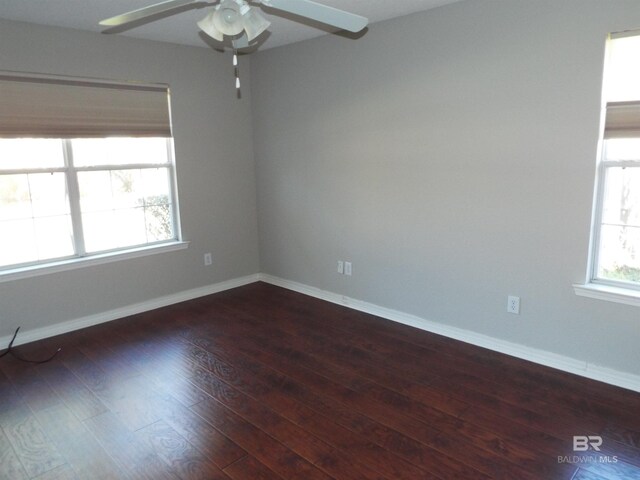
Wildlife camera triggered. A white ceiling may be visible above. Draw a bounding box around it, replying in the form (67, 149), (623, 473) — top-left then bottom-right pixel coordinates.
(0, 0), (466, 50)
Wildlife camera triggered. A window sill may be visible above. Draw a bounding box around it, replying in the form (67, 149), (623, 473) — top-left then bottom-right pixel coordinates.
(0, 241), (190, 283)
(573, 282), (640, 307)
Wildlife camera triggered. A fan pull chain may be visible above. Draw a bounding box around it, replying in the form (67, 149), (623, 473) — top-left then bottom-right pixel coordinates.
(233, 50), (241, 91)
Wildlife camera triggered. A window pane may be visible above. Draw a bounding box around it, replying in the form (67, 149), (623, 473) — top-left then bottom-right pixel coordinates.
(141, 168), (173, 241)
(0, 219), (37, 267)
(72, 138), (169, 167)
(29, 173), (70, 217)
(1, 173), (69, 219)
(145, 204), (173, 242)
(78, 169), (170, 212)
(0, 174), (32, 219)
(78, 166), (175, 253)
(601, 166), (640, 227)
(599, 165), (640, 284)
(82, 208), (149, 253)
(0, 172), (73, 269)
(0, 139), (65, 170)
(34, 215), (74, 260)
(598, 225), (640, 283)
(82, 210), (118, 252)
(141, 168), (170, 205)
(0, 215), (73, 268)
(111, 169), (142, 209)
(78, 171), (113, 212)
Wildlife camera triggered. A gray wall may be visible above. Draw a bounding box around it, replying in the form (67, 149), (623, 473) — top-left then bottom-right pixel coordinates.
(0, 20), (259, 337)
(251, 0), (640, 374)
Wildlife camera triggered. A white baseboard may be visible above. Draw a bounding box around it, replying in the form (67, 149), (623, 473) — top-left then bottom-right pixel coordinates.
(258, 273), (640, 393)
(1, 274), (260, 349)
(4, 271), (639, 393)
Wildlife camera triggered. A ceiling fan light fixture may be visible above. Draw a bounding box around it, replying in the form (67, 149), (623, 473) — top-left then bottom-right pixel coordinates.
(212, 0), (245, 36)
(242, 7), (271, 42)
(197, 11), (224, 41)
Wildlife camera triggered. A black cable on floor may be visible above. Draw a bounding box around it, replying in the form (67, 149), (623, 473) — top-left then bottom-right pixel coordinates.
(0, 327), (61, 364)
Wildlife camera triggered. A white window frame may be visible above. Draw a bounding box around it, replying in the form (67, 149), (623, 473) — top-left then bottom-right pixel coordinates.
(574, 32), (640, 307)
(0, 137), (187, 283)
(576, 147), (640, 307)
(590, 146), (640, 290)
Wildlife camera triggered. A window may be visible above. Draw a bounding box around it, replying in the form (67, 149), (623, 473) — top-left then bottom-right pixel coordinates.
(0, 73), (182, 276)
(587, 32), (640, 294)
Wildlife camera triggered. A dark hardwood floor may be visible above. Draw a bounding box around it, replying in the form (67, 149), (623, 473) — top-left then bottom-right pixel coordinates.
(1, 282), (640, 479)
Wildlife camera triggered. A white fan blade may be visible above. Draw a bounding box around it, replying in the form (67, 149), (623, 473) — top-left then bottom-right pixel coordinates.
(99, 0), (202, 27)
(261, 0), (368, 33)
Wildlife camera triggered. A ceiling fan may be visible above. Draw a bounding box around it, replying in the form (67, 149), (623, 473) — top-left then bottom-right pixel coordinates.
(99, 0), (369, 50)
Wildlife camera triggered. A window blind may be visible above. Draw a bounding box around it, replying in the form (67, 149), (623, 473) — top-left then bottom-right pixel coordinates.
(604, 101), (640, 139)
(0, 73), (172, 138)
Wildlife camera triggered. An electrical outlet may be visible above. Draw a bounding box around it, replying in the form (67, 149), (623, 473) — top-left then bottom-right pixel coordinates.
(507, 296), (520, 314)
(337, 261), (344, 274)
(344, 262), (352, 276)
(204, 253), (212, 266)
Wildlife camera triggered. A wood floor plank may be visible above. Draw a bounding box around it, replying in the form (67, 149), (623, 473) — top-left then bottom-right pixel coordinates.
(0, 370), (33, 430)
(185, 369), (393, 480)
(223, 455), (284, 480)
(2, 414), (66, 478)
(136, 420), (232, 480)
(34, 404), (126, 480)
(148, 392), (247, 470)
(574, 456), (640, 480)
(61, 348), (163, 431)
(31, 464), (79, 480)
(190, 399), (335, 480)
(93, 335), (207, 408)
(35, 361), (108, 422)
(83, 411), (178, 480)
(0, 426), (29, 480)
(1, 364), (63, 414)
(595, 434), (640, 468)
(571, 468), (609, 480)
